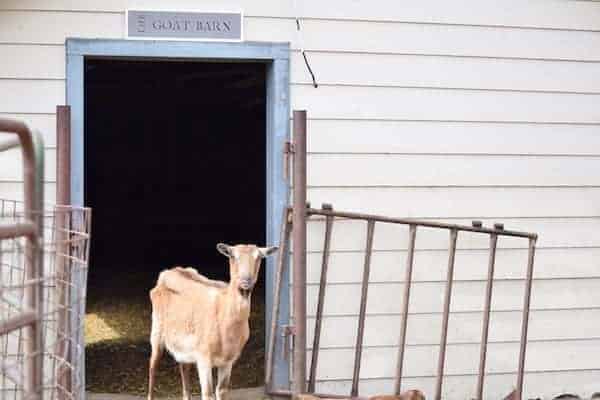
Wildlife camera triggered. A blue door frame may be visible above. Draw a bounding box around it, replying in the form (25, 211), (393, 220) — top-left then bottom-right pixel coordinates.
(66, 38), (291, 391)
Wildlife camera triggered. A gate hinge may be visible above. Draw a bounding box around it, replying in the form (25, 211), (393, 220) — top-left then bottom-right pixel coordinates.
(281, 325), (296, 360)
(283, 141), (295, 181)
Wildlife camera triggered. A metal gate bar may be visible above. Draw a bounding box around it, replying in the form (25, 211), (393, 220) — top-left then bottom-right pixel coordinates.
(308, 208), (537, 239)
(308, 207), (334, 393)
(393, 224), (416, 394)
(516, 239), (537, 398)
(435, 229), (458, 400)
(351, 220), (375, 397)
(476, 234), (498, 400)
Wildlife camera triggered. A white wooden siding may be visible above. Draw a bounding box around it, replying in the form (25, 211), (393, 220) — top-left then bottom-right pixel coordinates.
(304, 120), (600, 155)
(292, 86), (600, 122)
(291, 53), (600, 93)
(3, 1), (600, 30)
(307, 188), (600, 217)
(1, 2), (600, 398)
(306, 155), (600, 186)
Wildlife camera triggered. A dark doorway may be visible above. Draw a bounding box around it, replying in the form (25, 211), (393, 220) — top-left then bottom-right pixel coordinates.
(83, 58), (267, 395)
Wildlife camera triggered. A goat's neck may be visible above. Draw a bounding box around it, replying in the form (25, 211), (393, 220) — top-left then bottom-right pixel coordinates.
(222, 283), (251, 322)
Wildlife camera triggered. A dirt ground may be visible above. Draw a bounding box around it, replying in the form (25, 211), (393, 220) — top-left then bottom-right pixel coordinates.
(85, 269), (265, 396)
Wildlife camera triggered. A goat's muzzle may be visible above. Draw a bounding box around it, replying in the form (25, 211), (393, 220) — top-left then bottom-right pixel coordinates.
(238, 278), (253, 298)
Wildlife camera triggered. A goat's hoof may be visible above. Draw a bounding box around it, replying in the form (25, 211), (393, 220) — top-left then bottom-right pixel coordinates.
(217, 390), (229, 400)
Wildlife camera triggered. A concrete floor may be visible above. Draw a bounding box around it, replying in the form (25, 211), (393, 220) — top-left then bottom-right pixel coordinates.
(87, 387), (267, 400)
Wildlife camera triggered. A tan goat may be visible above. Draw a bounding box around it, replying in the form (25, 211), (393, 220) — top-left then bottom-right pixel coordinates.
(148, 243), (278, 400)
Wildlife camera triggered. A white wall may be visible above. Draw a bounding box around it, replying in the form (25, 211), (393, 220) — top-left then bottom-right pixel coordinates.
(1, 1), (600, 399)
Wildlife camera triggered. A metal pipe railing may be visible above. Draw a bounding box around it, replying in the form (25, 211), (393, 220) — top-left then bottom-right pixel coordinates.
(0, 117), (45, 400)
(0, 222), (37, 239)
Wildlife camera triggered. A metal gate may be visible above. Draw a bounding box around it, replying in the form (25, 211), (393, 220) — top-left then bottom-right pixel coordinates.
(265, 111), (538, 400)
(0, 117), (91, 400)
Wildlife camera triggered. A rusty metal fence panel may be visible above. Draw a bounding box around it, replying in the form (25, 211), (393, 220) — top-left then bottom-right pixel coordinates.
(0, 118), (92, 400)
(265, 110), (538, 400)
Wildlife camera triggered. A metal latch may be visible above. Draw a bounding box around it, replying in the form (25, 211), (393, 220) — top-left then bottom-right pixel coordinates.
(281, 325), (296, 360)
(283, 141), (294, 181)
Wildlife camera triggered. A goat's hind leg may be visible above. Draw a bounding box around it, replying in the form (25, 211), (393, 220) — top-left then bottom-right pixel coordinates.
(147, 340), (163, 400)
(148, 310), (163, 400)
(180, 363), (193, 400)
(216, 362), (233, 400)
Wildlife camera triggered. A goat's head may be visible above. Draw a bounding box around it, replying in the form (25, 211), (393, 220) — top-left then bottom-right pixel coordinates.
(216, 243), (278, 298)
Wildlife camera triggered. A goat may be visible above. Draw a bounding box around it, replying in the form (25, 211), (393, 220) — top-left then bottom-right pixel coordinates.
(147, 243), (278, 400)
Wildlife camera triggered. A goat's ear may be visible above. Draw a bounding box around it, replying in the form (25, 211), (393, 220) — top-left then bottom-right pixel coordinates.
(258, 246), (279, 258)
(217, 243), (233, 258)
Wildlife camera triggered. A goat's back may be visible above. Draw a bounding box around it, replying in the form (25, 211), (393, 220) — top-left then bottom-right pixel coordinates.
(157, 267), (227, 293)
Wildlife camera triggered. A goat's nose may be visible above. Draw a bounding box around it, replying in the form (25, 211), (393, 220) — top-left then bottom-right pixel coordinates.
(239, 278), (253, 290)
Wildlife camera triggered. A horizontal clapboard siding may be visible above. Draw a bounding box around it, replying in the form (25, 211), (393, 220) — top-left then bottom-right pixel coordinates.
(307, 218), (600, 250)
(292, 85), (600, 123)
(307, 187), (600, 217)
(306, 155), (600, 187)
(0, 80), (64, 114)
(309, 340), (600, 378)
(306, 248), (600, 283)
(307, 309), (600, 349)
(0, 182), (57, 205)
(252, 18), (600, 61)
(5, 47), (600, 95)
(291, 52), (600, 93)
(0, 11), (122, 44)
(0, 44), (64, 79)
(2, 0), (600, 31)
(1, 3), (600, 399)
(0, 147), (56, 181)
(1, 11), (600, 61)
(305, 119), (600, 155)
(304, 279), (600, 315)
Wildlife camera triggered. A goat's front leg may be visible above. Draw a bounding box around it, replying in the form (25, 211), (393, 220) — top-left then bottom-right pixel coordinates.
(197, 361), (214, 400)
(179, 363), (193, 400)
(216, 362), (233, 400)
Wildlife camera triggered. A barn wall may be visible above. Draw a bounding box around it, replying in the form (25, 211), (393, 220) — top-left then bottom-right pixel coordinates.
(1, 1), (600, 398)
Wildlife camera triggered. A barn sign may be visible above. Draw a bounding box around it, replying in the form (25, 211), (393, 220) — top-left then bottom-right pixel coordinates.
(126, 10), (243, 41)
